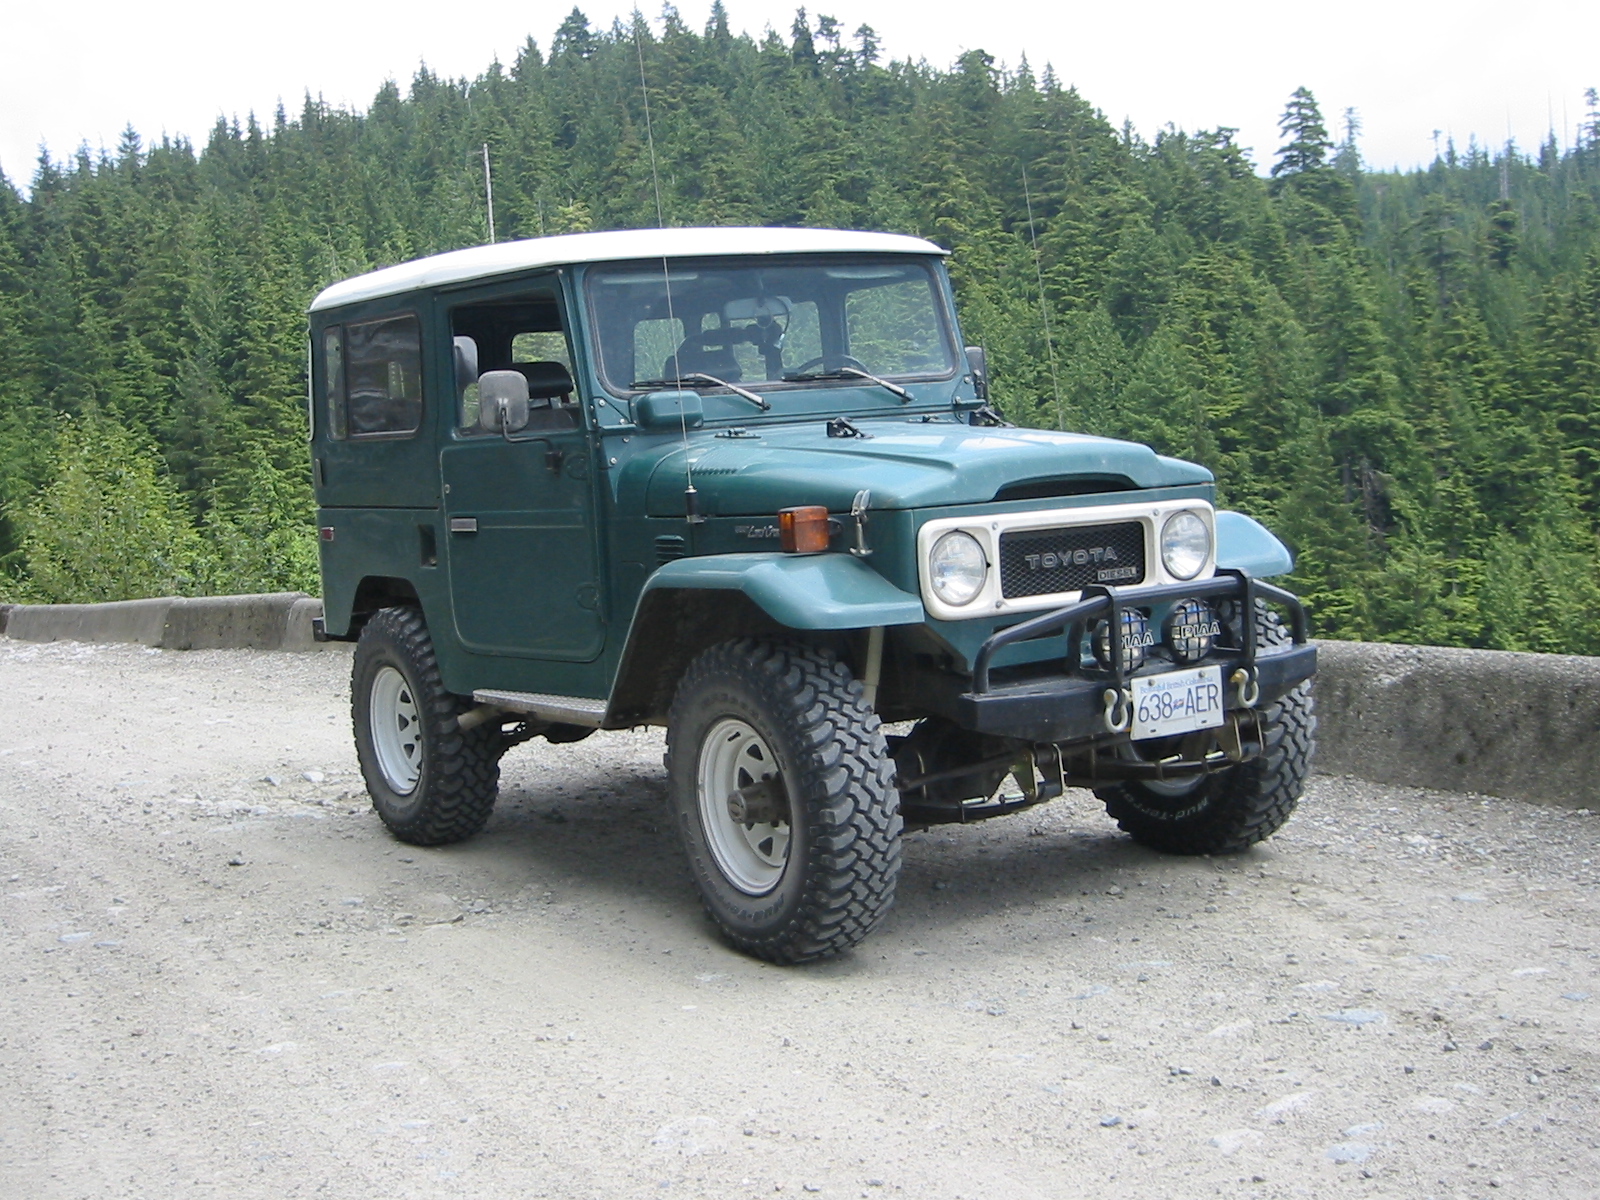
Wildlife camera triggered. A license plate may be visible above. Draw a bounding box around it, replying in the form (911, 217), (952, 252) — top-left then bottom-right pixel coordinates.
(1131, 665), (1225, 740)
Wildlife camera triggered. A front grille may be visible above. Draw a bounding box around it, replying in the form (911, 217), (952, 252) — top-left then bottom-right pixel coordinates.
(998, 521), (1146, 598)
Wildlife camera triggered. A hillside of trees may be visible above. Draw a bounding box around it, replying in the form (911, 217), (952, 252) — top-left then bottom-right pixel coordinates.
(1, 6), (1598, 652)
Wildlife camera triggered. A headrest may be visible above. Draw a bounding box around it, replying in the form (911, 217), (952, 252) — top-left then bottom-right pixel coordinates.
(513, 360), (575, 401)
(453, 336), (478, 392)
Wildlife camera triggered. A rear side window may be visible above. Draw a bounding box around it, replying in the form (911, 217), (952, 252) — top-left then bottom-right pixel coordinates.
(322, 327), (346, 439)
(340, 314), (423, 437)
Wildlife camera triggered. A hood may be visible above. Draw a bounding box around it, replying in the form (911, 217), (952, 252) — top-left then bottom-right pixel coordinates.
(633, 420), (1213, 516)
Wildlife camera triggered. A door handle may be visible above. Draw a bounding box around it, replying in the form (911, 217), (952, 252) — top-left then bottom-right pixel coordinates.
(449, 517), (478, 534)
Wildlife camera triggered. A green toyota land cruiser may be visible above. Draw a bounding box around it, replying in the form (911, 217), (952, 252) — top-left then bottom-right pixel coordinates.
(307, 226), (1316, 964)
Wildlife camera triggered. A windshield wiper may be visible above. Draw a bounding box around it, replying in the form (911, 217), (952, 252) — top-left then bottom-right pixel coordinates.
(631, 373), (770, 412)
(783, 366), (912, 403)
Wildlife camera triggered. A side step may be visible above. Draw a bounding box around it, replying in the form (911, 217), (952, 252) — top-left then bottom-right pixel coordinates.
(471, 689), (608, 728)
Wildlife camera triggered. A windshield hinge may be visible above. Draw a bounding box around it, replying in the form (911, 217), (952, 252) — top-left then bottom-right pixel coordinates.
(826, 417), (872, 439)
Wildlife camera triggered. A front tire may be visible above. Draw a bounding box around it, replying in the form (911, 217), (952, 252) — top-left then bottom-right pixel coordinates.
(666, 640), (901, 964)
(1095, 604), (1316, 855)
(352, 606), (502, 846)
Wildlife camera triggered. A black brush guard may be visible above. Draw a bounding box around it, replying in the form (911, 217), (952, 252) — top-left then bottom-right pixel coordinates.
(953, 570), (1316, 746)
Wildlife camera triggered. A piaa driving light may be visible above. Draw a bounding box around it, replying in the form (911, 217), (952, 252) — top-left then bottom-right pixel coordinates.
(1091, 608), (1153, 670)
(1165, 597), (1220, 663)
(779, 506), (830, 553)
(1160, 510), (1211, 580)
(929, 530), (988, 606)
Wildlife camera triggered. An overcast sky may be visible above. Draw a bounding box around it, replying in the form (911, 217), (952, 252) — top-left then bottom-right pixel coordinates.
(4, 0), (1597, 192)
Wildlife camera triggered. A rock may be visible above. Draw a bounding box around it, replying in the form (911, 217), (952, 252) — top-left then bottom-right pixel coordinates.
(262, 775), (281, 786)
(302, 770), (325, 783)
(1099, 1114), (1122, 1127)
(1562, 992), (1591, 1001)
(1321, 1009), (1385, 1027)
(1256, 1092), (1314, 1120)
(227, 856), (245, 866)
(1325, 1143), (1373, 1164)
(1208, 1129), (1261, 1155)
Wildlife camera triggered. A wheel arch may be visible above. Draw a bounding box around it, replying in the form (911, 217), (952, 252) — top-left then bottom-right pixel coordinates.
(607, 554), (925, 727)
(342, 575), (424, 639)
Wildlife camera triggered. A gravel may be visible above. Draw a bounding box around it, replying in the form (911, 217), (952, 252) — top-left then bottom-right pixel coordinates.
(1, 637), (1597, 1198)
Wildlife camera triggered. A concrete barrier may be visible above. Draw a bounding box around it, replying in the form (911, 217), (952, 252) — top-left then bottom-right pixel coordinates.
(1314, 639), (1600, 809)
(4, 595), (1598, 806)
(1, 592), (330, 653)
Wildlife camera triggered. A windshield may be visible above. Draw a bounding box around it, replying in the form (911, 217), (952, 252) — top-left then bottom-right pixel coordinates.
(586, 256), (956, 395)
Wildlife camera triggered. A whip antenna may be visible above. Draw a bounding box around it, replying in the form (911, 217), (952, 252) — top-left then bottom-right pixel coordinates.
(1021, 162), (1064, 429)
(633, 21), (701, 523)
(482, 143), (496, 243)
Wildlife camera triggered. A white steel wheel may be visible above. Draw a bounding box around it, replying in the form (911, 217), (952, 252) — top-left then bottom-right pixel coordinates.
(368, 665), (423, 794)
(697, 717), (791, 895)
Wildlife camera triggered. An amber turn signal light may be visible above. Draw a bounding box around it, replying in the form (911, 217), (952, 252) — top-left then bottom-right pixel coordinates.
(778, 506), (830, 553)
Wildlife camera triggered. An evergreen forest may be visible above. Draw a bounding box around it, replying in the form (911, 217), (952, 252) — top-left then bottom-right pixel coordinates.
(2, 6), (1598, 652)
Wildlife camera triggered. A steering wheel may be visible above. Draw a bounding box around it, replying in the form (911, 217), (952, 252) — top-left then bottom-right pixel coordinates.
(791, 355), (868, 375)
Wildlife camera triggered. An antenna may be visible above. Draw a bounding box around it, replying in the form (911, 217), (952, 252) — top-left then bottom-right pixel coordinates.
(482, 143), (496, 243)
(1021, 162), (1064, 430)
(633, 20), (701, 523)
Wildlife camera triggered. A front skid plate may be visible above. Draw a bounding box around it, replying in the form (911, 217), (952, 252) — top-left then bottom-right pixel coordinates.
(953, 643), (1316, 745)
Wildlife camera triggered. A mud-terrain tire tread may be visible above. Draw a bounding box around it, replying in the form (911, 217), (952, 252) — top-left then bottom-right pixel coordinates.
(665, 639), (901, 965)
(1096, 604), (1316, 855)
(352, 606), (501, 846)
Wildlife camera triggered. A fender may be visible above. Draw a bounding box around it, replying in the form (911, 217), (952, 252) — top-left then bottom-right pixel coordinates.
(640, 552), (926, 629)
(1215, 510), (1294, 578)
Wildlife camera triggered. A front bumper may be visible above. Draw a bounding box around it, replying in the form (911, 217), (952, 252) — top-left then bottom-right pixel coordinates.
(953, 571), (1316, 745)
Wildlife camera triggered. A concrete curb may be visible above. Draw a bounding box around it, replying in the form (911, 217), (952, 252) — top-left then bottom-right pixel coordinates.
(2, 592), (330, 654)
(1313, 639), (1599, 809)
(3, 596), (1597, 806)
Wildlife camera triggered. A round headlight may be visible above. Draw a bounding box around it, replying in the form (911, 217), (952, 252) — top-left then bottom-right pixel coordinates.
(929, 530), (988, 607)
(1160, 510), (1211, 580)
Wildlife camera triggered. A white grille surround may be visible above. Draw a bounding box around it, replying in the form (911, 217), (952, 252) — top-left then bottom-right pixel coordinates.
(915, 499), (1217, 622)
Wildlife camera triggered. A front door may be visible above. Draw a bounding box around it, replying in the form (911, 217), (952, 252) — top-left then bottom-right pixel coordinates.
(439, 282), (604, 661)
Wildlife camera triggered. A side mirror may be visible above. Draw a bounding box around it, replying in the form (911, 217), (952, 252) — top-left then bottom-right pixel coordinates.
(634, 389), (705, 431)
(964, 346), (989, 401)
(478, 370), (530, 433)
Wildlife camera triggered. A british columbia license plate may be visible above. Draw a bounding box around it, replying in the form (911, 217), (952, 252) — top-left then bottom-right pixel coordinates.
(1131, 665), (1225, 740)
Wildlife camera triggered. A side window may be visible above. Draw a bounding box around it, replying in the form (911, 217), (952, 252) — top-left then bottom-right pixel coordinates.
(344, 314), (423, 437)
(322, 327), (346, 439)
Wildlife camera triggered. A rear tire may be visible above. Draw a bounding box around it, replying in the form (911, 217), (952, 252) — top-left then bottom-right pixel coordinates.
(1095, 604), (1316, 855)
(665, 639), (901, 964)
(352, 606), (501, 846)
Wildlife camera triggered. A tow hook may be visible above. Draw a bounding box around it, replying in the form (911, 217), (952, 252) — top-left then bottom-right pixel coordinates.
(1102, 687), (1132, 734)
(1230, 667), (1260, 709)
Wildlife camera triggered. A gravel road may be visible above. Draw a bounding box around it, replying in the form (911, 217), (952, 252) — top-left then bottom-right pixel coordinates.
(1, 638), (1596, 1200)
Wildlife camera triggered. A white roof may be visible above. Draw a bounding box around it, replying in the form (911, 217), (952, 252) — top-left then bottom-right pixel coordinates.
(308, 226), (948, 313)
